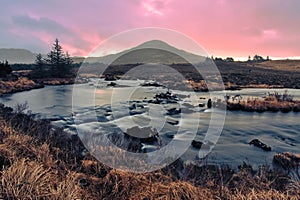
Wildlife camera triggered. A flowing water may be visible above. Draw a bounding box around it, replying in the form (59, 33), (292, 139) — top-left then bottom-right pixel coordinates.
(0, 79), (299, 168)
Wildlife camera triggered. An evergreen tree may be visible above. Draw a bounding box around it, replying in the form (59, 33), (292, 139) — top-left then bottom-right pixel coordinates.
(46, 39), (72, 77)
(35, 53), (45, 71)
(65, 51), (73, 66)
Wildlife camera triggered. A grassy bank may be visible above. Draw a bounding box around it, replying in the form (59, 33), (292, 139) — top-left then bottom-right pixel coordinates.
(0, 76), (87, 96)
(226, 91), (300, 112)
(0, 77), (43, 96)
(0, 104), (299, 199)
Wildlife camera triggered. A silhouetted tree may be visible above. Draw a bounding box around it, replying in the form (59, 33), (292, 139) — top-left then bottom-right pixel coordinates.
(253, 55), (265, 62)
(0, 60), (12, 77)
(225, 57), (234, 62)
(248, 55), (251, 61)
(46, 39), (72, 77)
(214, 57), (223, 61)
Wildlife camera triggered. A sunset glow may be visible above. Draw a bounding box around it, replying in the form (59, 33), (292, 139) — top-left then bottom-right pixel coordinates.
(1, 0), (300, 60)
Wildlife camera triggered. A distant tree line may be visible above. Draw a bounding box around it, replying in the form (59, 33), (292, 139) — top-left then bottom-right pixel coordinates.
(210, 54), (270, 63)
(31, 39), (74, 78)
(210, 56), (235, 62)
(248, 55), (270, 62)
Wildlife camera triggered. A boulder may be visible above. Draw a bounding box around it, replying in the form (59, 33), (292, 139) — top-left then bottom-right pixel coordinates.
(191, 140), (211, 150)
(198, 103), (205, 107)
(191, 140), (203, 149)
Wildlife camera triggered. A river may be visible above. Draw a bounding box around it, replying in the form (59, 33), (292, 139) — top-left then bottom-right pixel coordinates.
(0, 79), (299, 168)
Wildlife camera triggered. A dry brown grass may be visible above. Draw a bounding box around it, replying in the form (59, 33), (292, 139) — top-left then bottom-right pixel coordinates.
(0, 104), (299, 199)
(1, 159), (53, 199)
(226, 93), (300, 112)
(255, 60), (300, 72)
(0, 77), (42, 95)
(0, 159), (82, 199)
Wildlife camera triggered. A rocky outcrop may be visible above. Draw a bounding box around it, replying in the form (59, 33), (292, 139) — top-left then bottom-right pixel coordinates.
(147, 91), (179, 104)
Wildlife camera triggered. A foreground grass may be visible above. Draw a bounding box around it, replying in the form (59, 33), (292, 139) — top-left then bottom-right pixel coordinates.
(0, 104), (299, 199)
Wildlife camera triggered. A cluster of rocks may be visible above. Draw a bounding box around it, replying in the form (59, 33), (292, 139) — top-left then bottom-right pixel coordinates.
(103, 74), (117, 81)
(147, 91), (179, 104)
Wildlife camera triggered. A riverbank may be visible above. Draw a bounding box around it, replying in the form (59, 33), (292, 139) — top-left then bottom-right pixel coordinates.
(183, 80), (291, 92)
(0, 77), (43, 96)
(0, 76), (87, 96)
(224, 92), (300, 112)
(0, 103), (298, 199)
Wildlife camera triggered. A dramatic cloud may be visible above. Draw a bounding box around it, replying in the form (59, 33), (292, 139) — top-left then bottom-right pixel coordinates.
(0, 0), (300, 59)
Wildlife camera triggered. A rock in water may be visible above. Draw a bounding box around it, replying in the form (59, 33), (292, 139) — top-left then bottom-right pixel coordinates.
(107, 82), (117, 87)
(249, 139), (271, 151)
(207, 99), (212, 108)
(191, 140), (211, 150)
(191, 140), (203, 149)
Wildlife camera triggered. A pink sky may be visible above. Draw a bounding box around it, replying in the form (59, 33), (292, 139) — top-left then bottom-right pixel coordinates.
(1, 0), (300, 60)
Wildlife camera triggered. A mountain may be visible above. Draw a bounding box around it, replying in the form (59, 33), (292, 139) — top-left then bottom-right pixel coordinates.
(0, 40), (206, 65)
(0, 48), (37, 64)
(84, 40), (206, 65)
